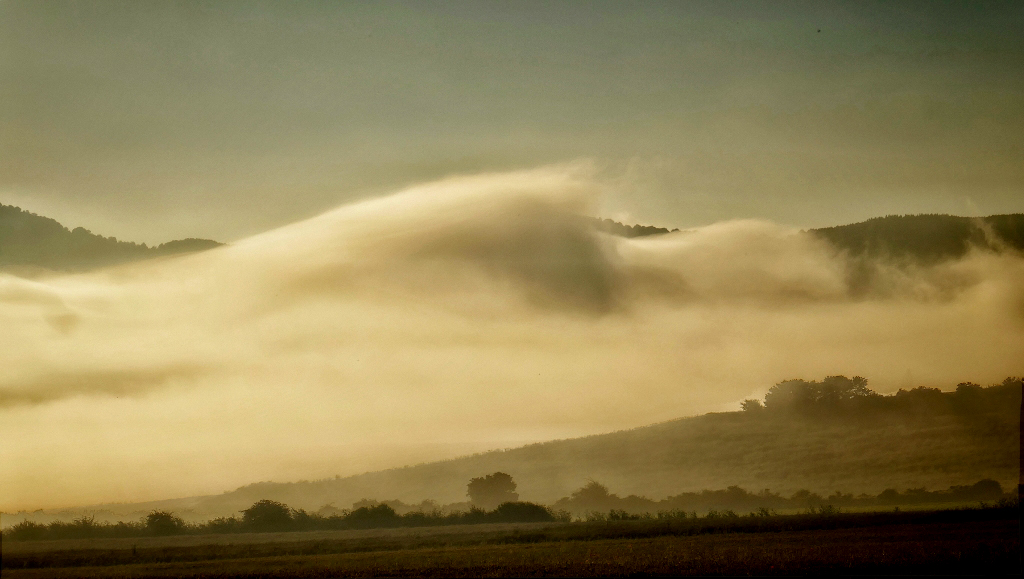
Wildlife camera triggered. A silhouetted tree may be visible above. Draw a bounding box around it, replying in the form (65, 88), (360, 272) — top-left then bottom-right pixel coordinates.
(145, 511), (185, 536)
(741, 399), (764, 411)
(467, 472), (519, 510)
(242, 500), (292, 531)
(491, 502), (555, 522)
(764, 376), (875, 411)
(346, 503), (400, 528)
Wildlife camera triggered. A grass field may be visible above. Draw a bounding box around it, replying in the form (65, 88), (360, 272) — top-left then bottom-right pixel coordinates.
(4, 507), (1019, 577)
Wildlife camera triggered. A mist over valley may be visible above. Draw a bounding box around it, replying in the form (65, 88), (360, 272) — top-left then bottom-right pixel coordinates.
(1, 168), (1021, 518)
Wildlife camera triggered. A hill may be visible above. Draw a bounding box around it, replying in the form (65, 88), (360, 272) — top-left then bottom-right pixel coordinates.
(0, 203), (222, 272)
(809, 214), (1024, 263)
(37, 378), (1018, 521)
(5, 204), (1020, 273)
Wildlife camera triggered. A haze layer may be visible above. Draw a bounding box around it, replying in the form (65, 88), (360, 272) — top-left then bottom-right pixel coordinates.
(2, 167), (1022, 510)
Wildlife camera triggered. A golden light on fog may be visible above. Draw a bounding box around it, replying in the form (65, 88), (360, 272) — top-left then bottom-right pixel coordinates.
(1, 166), (1021, 510)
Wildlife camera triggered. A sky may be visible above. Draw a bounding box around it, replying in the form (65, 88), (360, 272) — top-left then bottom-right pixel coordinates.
(2, 0), (1022, 244)
(1, 2), (1023, 512)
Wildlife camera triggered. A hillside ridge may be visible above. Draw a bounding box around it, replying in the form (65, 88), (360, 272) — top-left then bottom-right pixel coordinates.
(0, 203), (223, 272)
(17, 378), (1017, 521)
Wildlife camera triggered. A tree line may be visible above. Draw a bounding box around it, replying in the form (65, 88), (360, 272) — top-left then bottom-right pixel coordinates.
(5, 472), (1014, 542)
(0, 203), (221, 271)
(550, 479), (1011, 518)
(740, 376), (1021, 415)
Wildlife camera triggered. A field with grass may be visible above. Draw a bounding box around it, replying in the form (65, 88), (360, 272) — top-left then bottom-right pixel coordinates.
(4, 506), (1018, 577)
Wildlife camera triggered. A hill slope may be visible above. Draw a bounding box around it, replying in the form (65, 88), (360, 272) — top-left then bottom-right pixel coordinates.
(809, 214), (1024, 263)
(0, 204), (222, 272)
(67, 379), (1019, 519)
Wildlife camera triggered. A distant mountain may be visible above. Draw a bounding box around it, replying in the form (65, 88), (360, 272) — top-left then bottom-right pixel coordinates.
(0, 204), (222, 272)
(809, 214), (1024, 263)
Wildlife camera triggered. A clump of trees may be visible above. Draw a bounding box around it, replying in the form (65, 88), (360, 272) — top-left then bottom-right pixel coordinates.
(594, 218), (677, 238)
(4, 473), (1014, 542)
(741, 376), (1021, 416)
(550, 478), (1013, 518)
(467, 472), (519, 510)
(2, 472), (561, 542)
(145, 511), (186, 536)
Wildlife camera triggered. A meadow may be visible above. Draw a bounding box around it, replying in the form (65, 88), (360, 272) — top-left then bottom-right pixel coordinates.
(3, 504), (1018, 577)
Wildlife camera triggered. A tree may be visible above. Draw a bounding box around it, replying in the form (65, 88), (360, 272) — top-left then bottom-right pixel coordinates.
(242, 500), (292, 531)
(741, 399), (764, 412)
(764, 379), (816, 410)
(565, 480), (617, 512)
(346, 503), (400, 528)
(467, 472), (519, 510)
(145, 510), (185, 536)
(764, 376), (875, 411)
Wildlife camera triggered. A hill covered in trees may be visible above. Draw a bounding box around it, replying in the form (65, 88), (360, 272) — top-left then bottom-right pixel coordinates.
(0, 203), (222, 272)
(809, 214), (1024, 264)
(5, 203), (1020, 273)
(29, 377), (1017, 522)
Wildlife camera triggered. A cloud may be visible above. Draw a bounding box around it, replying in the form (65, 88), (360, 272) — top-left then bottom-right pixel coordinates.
(1, 165), (1022, 509)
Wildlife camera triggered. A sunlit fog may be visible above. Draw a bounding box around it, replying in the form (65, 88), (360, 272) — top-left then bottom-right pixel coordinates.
(2, 166), (1021, 510)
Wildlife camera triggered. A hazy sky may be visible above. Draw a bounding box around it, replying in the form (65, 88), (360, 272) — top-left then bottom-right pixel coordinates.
(2, 0), (1022, 244)
(2, 2), (1024, 512)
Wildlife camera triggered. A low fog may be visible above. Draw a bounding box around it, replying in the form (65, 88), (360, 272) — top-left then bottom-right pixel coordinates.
(2, 166), (1022, 510)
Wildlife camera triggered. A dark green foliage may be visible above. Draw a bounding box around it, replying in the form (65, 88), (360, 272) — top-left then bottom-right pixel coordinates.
(758, 375), (1021, 416)
(467, 472), (519, 510)
(740, 398), (764, 411)
(2, 485), (1013, 543)
(764, 375), (875, 411)
(492, 501), (555, 522)
(810, 213), (1024, 264)
(550, 478), (1013, 519)
(4, 520), (48, 541)
(2, 498), (561, 541)
(595, 218), (677, 238)
(242, 499), (293, 531)
(145, 511), (185, 536)
(345, 503), (401, 528)
(0, 203), (222, 271)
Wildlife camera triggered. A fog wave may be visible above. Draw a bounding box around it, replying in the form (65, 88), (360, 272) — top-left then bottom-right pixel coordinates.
(2, 166), (1022, 509)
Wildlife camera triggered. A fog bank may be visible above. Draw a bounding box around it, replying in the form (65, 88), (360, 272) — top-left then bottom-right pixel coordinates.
(2, 167), (1022, 510)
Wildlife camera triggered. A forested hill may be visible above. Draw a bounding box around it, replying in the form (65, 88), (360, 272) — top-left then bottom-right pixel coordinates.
(810, 214), (1024, 263)
(49, 377), (1017, 520)
(4, 204), (1021, 272)
(0, 203), (222, 272)
(595, 218), (677, 237)
(600, 213), (1024, 263)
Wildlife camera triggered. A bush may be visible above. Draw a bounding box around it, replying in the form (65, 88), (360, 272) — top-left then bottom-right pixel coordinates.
(5, 521), (48, 541)
(145, 511), (186, 536)
(346, 504), (400, 528)
(491, 502), (555, 523)
(242, 500), (293, 531)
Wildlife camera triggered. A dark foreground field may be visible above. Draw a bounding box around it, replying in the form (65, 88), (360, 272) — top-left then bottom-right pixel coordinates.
(3, 509), (1019, 577)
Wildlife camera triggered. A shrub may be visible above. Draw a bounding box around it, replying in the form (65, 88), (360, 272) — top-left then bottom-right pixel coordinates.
(242, 500), (293, 531)
(5, 521), (48, 541)
(145, 511), (186, 536)
(346, 503), (400, 528)
(491, 501), (555, 523)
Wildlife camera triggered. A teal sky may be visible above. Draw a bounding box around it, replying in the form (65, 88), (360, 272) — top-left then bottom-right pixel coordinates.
(2, 0), (1022, 244)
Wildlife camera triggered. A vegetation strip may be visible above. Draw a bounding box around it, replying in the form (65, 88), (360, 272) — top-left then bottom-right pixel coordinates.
(3, 503), (1017, 571)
